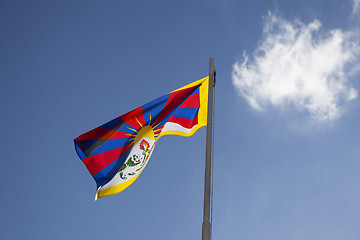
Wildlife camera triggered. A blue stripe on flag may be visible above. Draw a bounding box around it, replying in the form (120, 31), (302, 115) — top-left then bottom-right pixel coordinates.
(172, 108), (199, 119)
(142, 94), (169, 124)
(76, 138), (130, 157)
(74, 142), (87, 160)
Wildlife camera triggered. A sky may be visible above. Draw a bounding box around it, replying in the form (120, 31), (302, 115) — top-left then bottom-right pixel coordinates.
(1, 0), (360, 239)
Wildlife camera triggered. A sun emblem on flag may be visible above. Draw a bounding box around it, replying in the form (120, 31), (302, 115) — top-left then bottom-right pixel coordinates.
(125, 114), (163, 146)
(118, 114), (162, 180)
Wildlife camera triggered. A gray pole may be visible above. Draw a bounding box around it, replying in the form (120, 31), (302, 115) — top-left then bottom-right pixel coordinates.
(202, 58), (215, 240)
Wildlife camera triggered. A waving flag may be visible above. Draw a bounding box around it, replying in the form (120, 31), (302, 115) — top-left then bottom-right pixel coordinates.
(74, 77), (209, 199)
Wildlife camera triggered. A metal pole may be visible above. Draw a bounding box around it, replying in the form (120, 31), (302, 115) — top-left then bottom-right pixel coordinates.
(202, 58), (215, 240)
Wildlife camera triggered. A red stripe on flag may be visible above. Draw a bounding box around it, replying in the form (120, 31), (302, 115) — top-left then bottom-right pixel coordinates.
(167, 115), (198, 129)
(107, 131), (134, 139)
(178, 93), (200, 108)
(82, 143), (131, 176)
(154, 85), (199, 125)
(120, 107), (146, 129)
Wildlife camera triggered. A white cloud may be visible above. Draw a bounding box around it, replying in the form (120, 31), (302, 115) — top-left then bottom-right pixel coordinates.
(232, 12), (360, 121)
(352, 0), (360, 14)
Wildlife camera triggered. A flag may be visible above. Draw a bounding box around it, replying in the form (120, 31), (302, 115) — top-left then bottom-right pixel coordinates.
(74, 77), (209, 199)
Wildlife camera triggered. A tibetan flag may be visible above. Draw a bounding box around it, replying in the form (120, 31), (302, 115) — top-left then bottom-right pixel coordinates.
(74, 77), (209, 199)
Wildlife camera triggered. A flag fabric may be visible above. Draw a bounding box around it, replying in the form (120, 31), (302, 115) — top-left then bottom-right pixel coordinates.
(74, 77), (209, 199)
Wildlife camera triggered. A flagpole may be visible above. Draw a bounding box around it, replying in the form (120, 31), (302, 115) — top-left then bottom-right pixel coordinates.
(202, 58), (215, 240)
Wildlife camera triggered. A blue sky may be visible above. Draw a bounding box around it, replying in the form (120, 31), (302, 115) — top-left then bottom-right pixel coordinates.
(1, 0), (360, 239)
